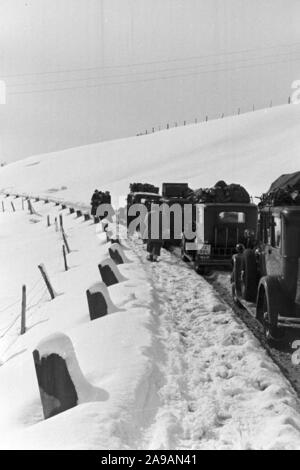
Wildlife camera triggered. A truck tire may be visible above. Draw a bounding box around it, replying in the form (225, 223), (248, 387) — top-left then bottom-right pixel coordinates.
(241, 249), (257, 302)
(257, 285), (285, 344)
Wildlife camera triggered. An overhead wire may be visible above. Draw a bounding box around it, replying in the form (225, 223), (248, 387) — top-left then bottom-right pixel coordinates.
(2, 40), (300, 79)
(9, 54), (300, 96)
(7, 47), (300, 90)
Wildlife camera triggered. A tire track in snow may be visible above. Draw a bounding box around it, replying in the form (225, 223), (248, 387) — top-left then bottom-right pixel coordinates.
(129, 240), (300, 450)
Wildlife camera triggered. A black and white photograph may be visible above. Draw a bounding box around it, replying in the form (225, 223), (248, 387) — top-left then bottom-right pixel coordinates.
(0, 0), (300, 453)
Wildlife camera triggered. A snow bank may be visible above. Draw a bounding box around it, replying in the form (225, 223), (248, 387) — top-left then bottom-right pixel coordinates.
(0, 197), (158, 449)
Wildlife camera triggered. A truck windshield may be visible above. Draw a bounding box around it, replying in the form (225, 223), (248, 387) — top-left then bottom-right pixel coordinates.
(219, 212), (246, 224)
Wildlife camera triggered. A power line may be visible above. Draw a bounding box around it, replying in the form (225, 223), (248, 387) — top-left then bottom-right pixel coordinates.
(3, 40), (300, 79)
(8, 48), (300, 89)
(9, 54), (300, 96)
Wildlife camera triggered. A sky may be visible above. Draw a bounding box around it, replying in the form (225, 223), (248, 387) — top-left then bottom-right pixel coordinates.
(1, 0), (300, 163)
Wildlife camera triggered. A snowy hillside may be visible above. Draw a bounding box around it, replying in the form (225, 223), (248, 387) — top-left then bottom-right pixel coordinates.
(0, 104), (300, 207)
(1, 105), (300, 450)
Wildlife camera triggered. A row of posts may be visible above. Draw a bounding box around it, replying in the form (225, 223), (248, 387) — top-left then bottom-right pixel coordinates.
(136, 98), (293, 137)
(1, 193), (127, 421)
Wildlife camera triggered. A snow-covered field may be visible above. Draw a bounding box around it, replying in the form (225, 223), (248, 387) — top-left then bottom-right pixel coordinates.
(1, 105), (300, 449)
(0, 104), (299, 206)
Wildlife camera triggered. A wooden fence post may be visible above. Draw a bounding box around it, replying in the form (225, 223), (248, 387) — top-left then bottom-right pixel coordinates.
(63, 245), (68, 271)
(55, 217), (58, 232)
(28, 199), (34, 215)
(62, 230), (70, 254)
(11, 202), (16, 212)
(47, 215), (50, 227)
(59, 214), (63, 231)
(38, 264), (55, 300)
(20, 285), (26, 335)
(2, 201), (4, 212)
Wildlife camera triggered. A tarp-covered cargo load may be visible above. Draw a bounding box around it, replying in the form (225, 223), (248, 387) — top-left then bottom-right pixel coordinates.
(190, 181), (250, 204)
(268, 171), (300, 192)
(260, 171), (300, 206)
(162, 183), (191, 198)
(129, 183), (159, 194)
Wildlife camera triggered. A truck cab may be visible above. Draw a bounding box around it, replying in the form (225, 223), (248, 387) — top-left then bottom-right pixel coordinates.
(126, 191), (161, 229)
(182, 202), (258, 273)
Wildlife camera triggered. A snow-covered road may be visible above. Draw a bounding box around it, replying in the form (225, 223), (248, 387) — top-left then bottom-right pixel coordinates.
(130, 240), (300, 450)
(2, 197), (300, 449)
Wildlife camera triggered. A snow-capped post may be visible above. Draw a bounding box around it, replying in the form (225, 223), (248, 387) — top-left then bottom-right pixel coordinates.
(32, 334), (79, 419)
(33, 333), (106, 421)
(98, 258), (126, 287)
(62, 230), (70, 254)
(109, 246), (123, 265)
(61, 204), (66, 210)
(69, 207), (75, 214)
(10, 201), (16, 212)
(86, 284), (109, 320)
(47, 215), (50, 227)
(76, 210), (82, 218)
(54, 217), (58, 232)
(108, 243), (130, 265)
(59, 214), (63, 231)
(1, 201), (4, 212)
(20, 285), (26, 335)
(84, 213), (90, 221)
(63, 245), (68, 272)
(38, 264), (56, 300)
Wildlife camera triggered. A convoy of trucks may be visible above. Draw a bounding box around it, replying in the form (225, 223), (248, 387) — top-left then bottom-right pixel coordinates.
(125, 171), (300, 343)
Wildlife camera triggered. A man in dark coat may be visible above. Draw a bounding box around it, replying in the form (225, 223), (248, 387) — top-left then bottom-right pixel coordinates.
(143, 206), (164, 262)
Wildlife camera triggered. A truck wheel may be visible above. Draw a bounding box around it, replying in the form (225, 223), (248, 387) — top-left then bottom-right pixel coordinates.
(257, 288), (285, 345)
(241, 249), (257, 302)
